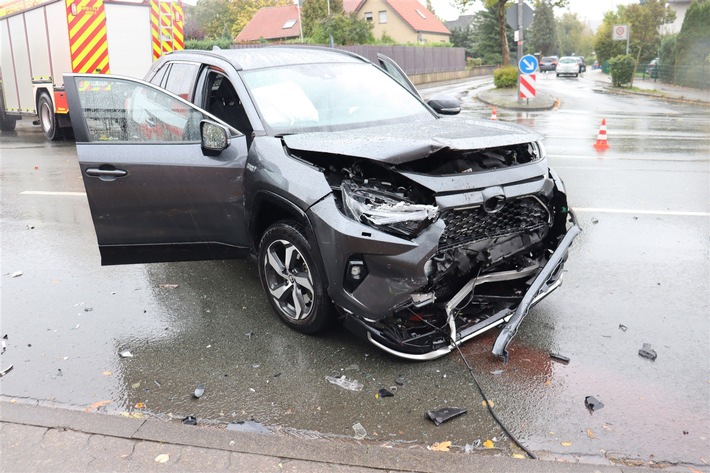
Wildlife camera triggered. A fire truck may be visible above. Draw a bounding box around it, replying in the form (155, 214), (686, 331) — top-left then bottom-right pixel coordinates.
(0, 0), (183, 139)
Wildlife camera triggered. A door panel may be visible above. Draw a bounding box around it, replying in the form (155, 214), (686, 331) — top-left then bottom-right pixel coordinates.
(65, 74), (249, 264)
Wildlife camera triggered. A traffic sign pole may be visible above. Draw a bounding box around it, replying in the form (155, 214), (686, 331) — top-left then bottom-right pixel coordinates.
(517, 0), (523, 105)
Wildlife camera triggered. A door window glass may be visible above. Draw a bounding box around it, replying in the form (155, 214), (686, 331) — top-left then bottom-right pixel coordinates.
(72, 77), (204, 143)
(163, 62), (200, 100)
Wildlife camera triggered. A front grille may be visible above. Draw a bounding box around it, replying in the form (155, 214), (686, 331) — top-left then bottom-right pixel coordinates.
(438, 197), (550, 251)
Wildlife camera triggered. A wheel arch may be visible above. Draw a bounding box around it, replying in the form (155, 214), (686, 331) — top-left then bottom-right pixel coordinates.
(249, 190), (315, 250)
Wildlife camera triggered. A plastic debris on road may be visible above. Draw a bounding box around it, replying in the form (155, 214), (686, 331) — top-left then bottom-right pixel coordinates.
(426, 407), (467, 426)
(619, 324), (628, 332)
(550, 353), (570, 364)
(378, 388), (394, 398)
(585, 396), (605, 413)
(193, 383), (206, 398)
(11, 271), (23, 278)
(226, 420), (270, 434)
(119, 350), (133, 358)
(0, 364), (14, 377)
(352, 422), (367, 440)
(394, 375), (405, 386)
(154, 454), (169, 463)
(2, 334), (7, 354)
(638, 343), (657, 361)
(325, 375), (363, 392)
(182, 415), (197, 425)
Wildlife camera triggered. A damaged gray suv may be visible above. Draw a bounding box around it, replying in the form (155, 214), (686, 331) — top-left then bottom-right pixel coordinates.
(64, 47), (579, 361)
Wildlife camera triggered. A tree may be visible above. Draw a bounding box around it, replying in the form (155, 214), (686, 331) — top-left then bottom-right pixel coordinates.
(311, 13), (374, 45)
(468, 6), (514, 65)
(556, 12), (593, 56)
(674, 0), (710, 88)
(186, 0), (237, 40)
(529, 0), (556, 55)
(450, 0), (567, 65)
(301, 0), (344, 37)
(594, 9), (626, 65)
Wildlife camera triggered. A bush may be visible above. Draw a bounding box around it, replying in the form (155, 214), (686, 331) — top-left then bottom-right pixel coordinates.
(493, 66), (518, 88)
(609, 54), (635, 87)
(185, 38), (233, 50)
(467, 57), (483, 68)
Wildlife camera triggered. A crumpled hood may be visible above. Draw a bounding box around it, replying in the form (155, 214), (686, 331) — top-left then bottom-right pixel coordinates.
(282, 118), (543, 164)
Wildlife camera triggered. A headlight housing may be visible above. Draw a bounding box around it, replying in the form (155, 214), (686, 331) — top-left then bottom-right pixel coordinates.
(341, 180), (438, 238)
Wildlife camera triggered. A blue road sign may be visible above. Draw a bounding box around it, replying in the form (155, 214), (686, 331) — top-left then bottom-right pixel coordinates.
(519, 55), (538, 74)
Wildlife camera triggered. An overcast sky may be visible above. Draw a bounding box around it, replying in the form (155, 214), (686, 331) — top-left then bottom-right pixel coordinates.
(430, 0), (636, 29)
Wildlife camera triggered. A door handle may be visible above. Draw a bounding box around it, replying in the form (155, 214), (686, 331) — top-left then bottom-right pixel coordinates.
(85, 167), (127, 181)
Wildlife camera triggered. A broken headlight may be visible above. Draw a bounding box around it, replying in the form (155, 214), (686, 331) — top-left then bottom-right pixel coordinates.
(341, 180), (438, 238)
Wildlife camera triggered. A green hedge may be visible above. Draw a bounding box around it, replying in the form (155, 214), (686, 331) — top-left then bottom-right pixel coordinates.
(185, 38), (234, 50)
(493, 66), (518, 88)
(609, 54), (635, 87)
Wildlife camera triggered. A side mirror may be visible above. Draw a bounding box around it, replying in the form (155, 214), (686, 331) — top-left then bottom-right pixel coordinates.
(427, 95), (461, 115)
(200, 120), (230, 155)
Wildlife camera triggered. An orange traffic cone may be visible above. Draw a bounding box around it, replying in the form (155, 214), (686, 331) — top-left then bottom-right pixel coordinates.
(490, 107), (498, 120)
(594, 118), (610, 150)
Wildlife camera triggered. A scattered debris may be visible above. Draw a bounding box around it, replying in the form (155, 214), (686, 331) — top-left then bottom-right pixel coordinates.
(245, 331), (254, 339)
(1, 334), (7, 354)
(119, 350), (133, 358)
(154, 454), (169, 464)
(86, 400), (111, 412)
(56, 368), (63, 377)
(102, 371), (112, 376)
(227, 420), (270, 434)
(550, 353), (570, 364)
(490, 369), (505, 375)
(135, 402), (145, 409)
(618, 324), (628, 332)
(429, 441), (452, 452)
(483, 439), (494, 449)
(638, 343), (657, 361)
(131, 382), (141, 389)
(154, 380), (162, 387)
(587, 428), (597, 439)
(11, 271), (23, 278)
(426, 407), (467, 426)
(193, 383), (205, 398)
(0, 365), (14, 377)
(463, 440), (480, 453)
(159, 284), (178, 289)
(591, 218), (599, 224)
(482, 400), (495, 408)
(561, 441), (572, 447)
(182, 416), (197, 425)
(84, 307), (94, 312)
(378, 388), (394, 398)
(512, 453), (526, 459)
(394, 375), (405, 386)
(325, 375), (363, 392)
(352, 422), (367, 440)
(585, 396), (605, 413)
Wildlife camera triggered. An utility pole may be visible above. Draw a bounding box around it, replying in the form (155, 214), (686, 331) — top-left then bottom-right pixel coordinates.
(517, 0), (523, 105)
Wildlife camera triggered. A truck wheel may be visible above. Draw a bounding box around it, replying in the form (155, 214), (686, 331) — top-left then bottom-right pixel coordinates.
(38, 92), (61, 140)
(0, 94), (17, 131)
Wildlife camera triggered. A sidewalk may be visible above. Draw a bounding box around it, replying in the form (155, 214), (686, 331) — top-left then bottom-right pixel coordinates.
(588, 70), (709, 105)
(1, 401), (669, 473)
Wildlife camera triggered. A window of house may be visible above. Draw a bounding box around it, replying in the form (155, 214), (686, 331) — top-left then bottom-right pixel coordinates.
(283, 19), (297, 29)
(415, 9), (426, 19)
(364, 12), (373, 21)
(378, 11), (387, 23)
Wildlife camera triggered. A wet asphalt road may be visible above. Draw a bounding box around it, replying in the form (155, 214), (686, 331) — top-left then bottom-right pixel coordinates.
(1, 71), (708, 467)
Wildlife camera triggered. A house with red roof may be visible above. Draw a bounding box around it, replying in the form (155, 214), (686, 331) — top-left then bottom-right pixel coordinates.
(358, 0), (449, 44)
(235, 4), (302, 43)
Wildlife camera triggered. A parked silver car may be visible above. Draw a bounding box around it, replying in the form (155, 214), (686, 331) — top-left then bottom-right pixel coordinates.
(557, 56), (581, 77)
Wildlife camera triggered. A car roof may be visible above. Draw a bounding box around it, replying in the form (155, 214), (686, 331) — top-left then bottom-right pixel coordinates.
(163, 46), (368, 71)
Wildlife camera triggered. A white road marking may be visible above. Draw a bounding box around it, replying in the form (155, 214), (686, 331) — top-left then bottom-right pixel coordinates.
(20, 191), (86, 196)
(573, 207), (709, 217)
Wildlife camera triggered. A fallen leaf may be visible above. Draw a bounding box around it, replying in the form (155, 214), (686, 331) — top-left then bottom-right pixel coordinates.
(687, 467), (703, 473)
(544, 379), (552, 386)
(512, 453), (525, 459)
(135, 402), (145, 409)
(430, 441), (452, 452)
(102, 371), (112, 376)
(483, 439), (494, 449)
(561, 441), (572, 447)
(131, 382), (141, 389)
(154, 454), (169, 463)
(85, 400), (111, 412)
(482, 400), (495, 408)
(587, 429), (597, 439)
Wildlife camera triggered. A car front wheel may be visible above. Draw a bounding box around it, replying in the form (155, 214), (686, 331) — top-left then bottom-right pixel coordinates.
(258, 221), (332, 334)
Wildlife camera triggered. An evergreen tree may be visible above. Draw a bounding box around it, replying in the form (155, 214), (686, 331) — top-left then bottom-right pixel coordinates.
(674, 0), (710, 87)
(529, 0), (557, 55)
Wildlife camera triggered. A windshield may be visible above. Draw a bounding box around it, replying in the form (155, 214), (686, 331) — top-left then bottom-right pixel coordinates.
(241, 62), (434, 133)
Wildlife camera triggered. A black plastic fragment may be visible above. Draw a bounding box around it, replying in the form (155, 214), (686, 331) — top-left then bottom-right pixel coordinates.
(550, 353), (570, 364)
(638, 343), (657, 361)
(182, 415), (197, 425)
(426, 407), (467, 426)
(585, 396), (604, 413)
(193, 383), (205, 398)
(618, 324), (628, 332)
(378, 388), (394, 398)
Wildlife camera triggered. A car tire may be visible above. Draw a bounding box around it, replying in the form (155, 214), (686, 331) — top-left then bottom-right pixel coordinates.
(575, 73), (578, 77)
(38, 92), (61, 141)
(258, 221), (332, 334)
(556, 74), (560, 78)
